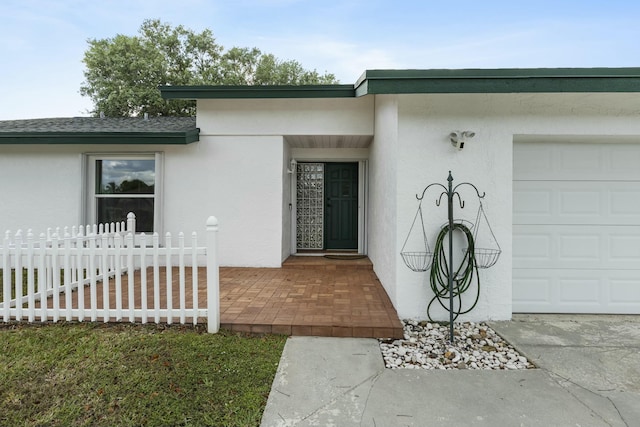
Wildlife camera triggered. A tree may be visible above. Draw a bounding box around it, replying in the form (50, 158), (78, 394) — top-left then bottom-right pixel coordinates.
(80, 19), (339, 117)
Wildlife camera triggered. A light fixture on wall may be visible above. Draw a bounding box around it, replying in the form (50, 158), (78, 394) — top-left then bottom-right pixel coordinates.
(449, 130), (475, 150)
(287, 159), (297, 174)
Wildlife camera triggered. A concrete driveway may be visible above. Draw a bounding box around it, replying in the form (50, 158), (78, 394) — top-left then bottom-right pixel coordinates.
(260, 314), (640, 427)
(492, 314), (640, 427)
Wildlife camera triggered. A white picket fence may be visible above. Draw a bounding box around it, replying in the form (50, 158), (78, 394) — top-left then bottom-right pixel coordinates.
(0, 213), (220, 333)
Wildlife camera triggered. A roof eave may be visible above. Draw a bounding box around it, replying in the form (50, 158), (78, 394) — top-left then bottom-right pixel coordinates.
(356, 68), (640, 94)
(160, 84), (356, 99)
(0, 131), (200, 145)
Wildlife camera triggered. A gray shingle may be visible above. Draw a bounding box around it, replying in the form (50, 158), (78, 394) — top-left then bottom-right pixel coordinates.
(0, 117), (196, 134)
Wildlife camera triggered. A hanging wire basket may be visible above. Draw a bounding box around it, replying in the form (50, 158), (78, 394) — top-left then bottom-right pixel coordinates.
(401, 251), (434, 272)
(474, 248), (501, 269)
(463, 247), (501, 269)
(400, 202), (433, 272)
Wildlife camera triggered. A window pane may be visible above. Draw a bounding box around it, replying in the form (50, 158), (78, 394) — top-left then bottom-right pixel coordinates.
(97, 198), (154, 232)
(96, 160), (155, 194)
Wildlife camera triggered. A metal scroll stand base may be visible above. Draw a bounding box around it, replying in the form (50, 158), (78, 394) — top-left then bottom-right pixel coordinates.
(417, 171), (485, 343)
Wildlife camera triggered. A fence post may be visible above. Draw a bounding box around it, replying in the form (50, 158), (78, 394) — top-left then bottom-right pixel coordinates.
(206, 216), (219, 333)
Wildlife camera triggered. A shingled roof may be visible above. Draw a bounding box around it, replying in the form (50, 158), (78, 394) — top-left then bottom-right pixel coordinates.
(0, 116), (199, 145)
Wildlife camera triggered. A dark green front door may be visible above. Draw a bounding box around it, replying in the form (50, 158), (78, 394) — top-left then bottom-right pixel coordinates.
(324, 162), (358, 250)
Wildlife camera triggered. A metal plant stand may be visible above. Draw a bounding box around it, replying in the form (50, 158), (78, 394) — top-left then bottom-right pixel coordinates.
(406, 171), (492, 343)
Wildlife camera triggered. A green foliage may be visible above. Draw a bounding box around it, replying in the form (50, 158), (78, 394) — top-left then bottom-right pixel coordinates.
(81, 19), (339, 117)
(0, 323), (286, 427)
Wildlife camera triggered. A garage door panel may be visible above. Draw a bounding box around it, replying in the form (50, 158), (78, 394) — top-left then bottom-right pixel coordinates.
(514, 225), (640, 269)
(514, 142), (640, 181)
(610, 278), (640, 305)
(513, 145), (554, 178)
(512, 272), (553, 307)
(558, 278), (600, 305)
(558, 234), (600, 263)
(513, 269), (640, 313)
(513, 188), (551, 217)
(512, 232), (552, 264)
(610, 145), (640, 173)
(611, 189), (640, 217)
(514, 181), (640, 225)
(610, 234), (640, 262)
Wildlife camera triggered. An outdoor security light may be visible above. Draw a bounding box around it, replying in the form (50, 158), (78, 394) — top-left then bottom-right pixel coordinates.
(449, 130), (475, 150)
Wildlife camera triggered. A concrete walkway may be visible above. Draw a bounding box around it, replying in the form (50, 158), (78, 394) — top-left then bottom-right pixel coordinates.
(260, 315), (640, 427)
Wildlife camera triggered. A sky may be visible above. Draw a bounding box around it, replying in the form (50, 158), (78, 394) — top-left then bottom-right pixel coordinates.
(1, 0), (639, 120)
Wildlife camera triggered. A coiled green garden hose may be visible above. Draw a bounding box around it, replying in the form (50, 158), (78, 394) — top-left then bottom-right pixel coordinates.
(427, 222), (480, 322)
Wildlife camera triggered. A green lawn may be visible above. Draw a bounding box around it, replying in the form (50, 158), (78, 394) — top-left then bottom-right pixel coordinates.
(0, 323), (286, 427)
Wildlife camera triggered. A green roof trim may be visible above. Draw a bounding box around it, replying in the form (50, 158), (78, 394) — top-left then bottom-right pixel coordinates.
(0, 131), (200, 145)
(160, 68), (640, 100)
(0, 117), (199, 145)
(355, 68), (640, 96)
(161, 84), (355, 99)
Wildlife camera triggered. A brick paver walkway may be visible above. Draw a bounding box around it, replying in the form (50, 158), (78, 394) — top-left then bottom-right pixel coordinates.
(221, 257), (403, 338)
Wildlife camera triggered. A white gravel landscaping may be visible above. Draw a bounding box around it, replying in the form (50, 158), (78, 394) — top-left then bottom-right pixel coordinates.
(379, 320), (536, 370)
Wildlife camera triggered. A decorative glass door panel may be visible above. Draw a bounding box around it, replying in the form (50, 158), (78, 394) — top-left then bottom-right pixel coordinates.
(296, 163), (324, 249)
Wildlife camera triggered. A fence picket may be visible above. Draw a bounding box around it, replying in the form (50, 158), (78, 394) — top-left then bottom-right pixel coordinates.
(51, 234), (60, 322)
(76, 231), (85, 322)
(0, 213), (219, 333)
(64, 233), (72, 321)
(89, 235), (97, 322)
(165, 233), (172, 325)
(101, 233), (109, 322)
(38, 233), (47, 322)
(192, 232), (198, 326)
(153, 233), (160, 324)
(179, 232), (186, 325)
(126, 233), (134, 322)
(114, 233), (122, 322)
(2, 232), (10, 322)
(140, 233), (148, 324)
(26, 231), (35, 322)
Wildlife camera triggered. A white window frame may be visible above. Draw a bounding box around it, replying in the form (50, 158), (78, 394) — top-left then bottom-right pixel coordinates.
(83, 153), (164, 236)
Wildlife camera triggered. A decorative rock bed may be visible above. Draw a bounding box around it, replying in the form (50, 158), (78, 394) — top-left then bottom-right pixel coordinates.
(379, 320), (535, 370)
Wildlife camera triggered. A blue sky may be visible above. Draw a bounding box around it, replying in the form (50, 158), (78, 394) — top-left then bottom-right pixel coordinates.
(1, 0), (638, 120)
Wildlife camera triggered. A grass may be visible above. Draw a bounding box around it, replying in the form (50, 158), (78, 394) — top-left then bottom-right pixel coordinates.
(0, 322), (286, 427)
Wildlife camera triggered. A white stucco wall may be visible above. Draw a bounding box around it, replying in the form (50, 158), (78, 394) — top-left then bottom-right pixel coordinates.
(282, 139), (292, 263)
(163, 136), (285, 267)
(0, 145), (83, 234)
(391, 92), (640, 321)
(0, 138), (286, 268)
(196, 97), (374, 136)
(368, 95), (399, 307)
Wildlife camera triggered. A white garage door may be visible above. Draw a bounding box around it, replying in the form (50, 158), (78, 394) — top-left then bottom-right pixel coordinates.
(513, 141), (640, 313)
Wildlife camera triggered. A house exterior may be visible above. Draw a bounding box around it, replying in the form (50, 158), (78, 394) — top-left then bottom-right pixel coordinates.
(2, 68), (640, 321)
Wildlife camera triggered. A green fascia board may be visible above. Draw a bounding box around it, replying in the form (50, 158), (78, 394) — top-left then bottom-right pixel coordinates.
(160, 84), (356, 99)
(161, 68), (640, 100)
(355, 68), (640, 95)
(0, 130), (200, 145)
